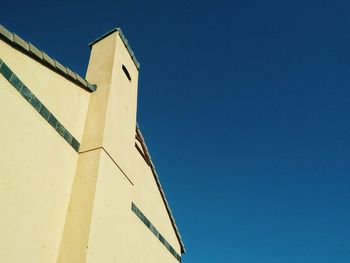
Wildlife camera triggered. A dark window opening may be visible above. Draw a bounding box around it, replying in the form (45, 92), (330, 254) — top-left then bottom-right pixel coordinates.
(122, 64), (131, 81)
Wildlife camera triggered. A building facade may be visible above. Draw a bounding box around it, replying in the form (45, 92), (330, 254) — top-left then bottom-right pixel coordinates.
(0, 24), (185, 263)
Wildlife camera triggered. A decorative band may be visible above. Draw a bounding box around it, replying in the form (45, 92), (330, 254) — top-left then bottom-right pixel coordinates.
(131, 202), (181, 262)
(0, 58), (80, 152)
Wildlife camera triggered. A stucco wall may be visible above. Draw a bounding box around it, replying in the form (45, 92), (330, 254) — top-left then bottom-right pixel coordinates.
(132, 147), (182, 254)
(0, 40), (91, 141)
(0, 77), (78, 262)
(86, 150), (179, 263)
(0, 39), (91, 262)
(0, 29), (183, 263)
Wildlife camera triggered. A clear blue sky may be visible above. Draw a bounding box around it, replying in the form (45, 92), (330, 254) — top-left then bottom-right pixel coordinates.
(3, 0), (350, 262)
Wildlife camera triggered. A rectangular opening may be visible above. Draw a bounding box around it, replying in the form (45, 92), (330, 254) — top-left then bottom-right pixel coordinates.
(122, 64), (131, 81)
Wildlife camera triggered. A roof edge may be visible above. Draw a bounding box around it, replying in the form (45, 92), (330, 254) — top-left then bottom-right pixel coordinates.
(136, 124), (186, 254)
(0, 24), (97, 92)
(88, 27), (140, 70)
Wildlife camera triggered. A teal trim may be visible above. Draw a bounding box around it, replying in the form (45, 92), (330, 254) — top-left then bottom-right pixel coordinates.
(13, 34), (29, 51)
(71, 138), (80, 152)
(30, 95), (42, 111)
(9, 74), (23, 91)
(0, 58), (80, 152)
(0, 61), (12, 80)
(54, 60), (68, 75)
(39, 105), (50, 120)
(56, 122), (65, 136)
(48, 113), (58, 128)
(20, 85), (33, 102)
(89, 27), (140, 70)
(0, 25), (13, 42)
(0, 24), (97, 92)
(29, 43), (43, 60)
(131, 203), (182, 262)
(64, 131), (73, 144)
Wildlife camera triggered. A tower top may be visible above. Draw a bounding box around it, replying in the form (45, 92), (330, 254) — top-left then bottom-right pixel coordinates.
(89, 27), (140, 70)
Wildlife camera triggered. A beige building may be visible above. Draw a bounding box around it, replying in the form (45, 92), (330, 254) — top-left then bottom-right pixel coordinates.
(0, 24), (185, 262)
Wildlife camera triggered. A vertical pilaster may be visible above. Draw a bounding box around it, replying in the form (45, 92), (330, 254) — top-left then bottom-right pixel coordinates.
(57, 29), (139, 263)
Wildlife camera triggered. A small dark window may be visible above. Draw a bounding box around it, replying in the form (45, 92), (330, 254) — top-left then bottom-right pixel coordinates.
(122, 65), (131, 81)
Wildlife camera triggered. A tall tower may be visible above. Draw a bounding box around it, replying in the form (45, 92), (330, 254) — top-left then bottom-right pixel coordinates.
(57, 28), (141, 262)
(0, 25), (185, 263)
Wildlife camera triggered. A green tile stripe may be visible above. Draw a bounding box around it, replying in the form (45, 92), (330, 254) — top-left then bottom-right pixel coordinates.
(0, 58), (80, 152)
(0, 24), (97, 92)
(131, 203), (181, 262)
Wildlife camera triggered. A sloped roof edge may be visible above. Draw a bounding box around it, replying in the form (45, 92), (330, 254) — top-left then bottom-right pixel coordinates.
(88, 27), (140, 70)
(0, 24), (97, 92)
(136, 124), (186, 254)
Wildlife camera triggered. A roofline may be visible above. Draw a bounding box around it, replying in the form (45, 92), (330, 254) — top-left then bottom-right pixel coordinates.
(88, 27), (140, 70)
(135, 124), (186, 254)
(0, 24), (97, 92)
